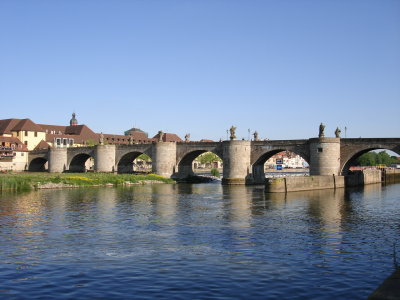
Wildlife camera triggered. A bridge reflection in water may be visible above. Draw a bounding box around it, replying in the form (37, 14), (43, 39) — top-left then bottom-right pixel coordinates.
(0, 183), (398, 298)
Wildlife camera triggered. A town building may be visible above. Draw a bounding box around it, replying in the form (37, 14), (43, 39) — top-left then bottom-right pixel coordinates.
(0, 136), (29, 171)
(265, 151), (308, 170)
(0, 113), (183, 171)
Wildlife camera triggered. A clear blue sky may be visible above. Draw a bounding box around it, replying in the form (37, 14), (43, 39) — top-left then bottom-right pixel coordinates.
(1, 0), (399, 141)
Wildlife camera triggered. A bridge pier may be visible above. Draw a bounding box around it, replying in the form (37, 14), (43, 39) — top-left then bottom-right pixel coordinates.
(49, 148), (68, 173)
(152, 142), (177, 178)
(251, 164), (266, 184)
(95, 145), (116, 172)
(309, 138), (340, 176)
(222, 140), (251, 185)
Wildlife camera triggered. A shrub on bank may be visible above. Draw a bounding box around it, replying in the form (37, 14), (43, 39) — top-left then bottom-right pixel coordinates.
(211, 168), (220, 178)
(0, 172), (175, 191)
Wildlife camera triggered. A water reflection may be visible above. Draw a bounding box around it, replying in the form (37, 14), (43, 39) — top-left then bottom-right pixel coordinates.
(222, 185), (252, 230)
(0, 184), (399, 299)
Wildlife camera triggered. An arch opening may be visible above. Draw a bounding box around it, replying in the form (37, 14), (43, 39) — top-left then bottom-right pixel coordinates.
(29, 157), (48, 172)
(341, 148), (400, 175)
(69, 153), (94, 173)
(252, 150), (309, 184)
(117, 152), (152, 174)
(177, 151), (223, 182)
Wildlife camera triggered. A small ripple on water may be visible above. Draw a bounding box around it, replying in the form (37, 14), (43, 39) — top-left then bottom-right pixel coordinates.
(0, 184), (399, 299)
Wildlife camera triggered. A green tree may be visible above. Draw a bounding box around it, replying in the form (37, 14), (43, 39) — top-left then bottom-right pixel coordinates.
(85, 139), (98, 146)
(211, 168), (220, 177)
(356, 151), (399, 166)
(195, 152), (222, 164)
(356, 152), (375, 166)
(137, 154), (151, 161)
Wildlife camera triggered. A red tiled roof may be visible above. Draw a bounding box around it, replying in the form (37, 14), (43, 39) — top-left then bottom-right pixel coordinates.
(0, 119), (22, 134)
(34, 140), (51, 150)
(11, 119), (45, 132)
(65, 125), (97, 139)
(152, 132), (183, 142)
(38, 124), (67, 134)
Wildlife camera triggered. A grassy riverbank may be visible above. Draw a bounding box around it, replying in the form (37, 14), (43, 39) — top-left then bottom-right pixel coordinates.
(0, 172), (175, 191)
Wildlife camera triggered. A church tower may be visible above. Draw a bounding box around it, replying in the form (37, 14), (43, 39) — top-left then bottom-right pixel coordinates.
(70, 112), (78, 126)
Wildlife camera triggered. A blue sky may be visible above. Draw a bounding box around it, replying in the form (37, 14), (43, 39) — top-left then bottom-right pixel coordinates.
(1, 0), (399, 141)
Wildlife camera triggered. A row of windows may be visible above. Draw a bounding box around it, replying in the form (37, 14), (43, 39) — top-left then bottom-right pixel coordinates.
(46, 130), (63, 135)
(55, 138), (74, 146)
(105, 137), (149, 143)
(14, 131), (39, 137)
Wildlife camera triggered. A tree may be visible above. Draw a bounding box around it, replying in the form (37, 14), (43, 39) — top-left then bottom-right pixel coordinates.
(356, 150), (399, 166)
(137, 154), (151, 162)
(195, 152), (222, 164)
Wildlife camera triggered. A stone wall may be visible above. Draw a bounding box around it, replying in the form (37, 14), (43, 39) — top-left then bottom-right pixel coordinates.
(265, 175), (344, 193)
(345, 169), (382, 187)
(383, 169), (400, 183)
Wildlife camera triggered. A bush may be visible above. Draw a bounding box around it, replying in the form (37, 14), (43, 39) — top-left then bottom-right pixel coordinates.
(211, 168), (220, 178)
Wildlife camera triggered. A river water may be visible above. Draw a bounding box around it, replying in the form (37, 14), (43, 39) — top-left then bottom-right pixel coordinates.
(0, 183), (399, 299)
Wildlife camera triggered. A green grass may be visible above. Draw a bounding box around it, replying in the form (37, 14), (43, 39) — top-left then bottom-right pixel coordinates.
(0, 172), (175, 191)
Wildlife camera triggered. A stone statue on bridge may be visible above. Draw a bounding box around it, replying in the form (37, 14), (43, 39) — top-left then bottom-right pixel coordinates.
(128, 136), (133, 145)
(253, 131), (259, 141)
(99, 132), (104, 145)
(319, 123), (325, 138)
(230, 126), (236, 140)
(335, 127), (341, 138)
(158, 130), (164, 142)
(185, 133), (190, 142)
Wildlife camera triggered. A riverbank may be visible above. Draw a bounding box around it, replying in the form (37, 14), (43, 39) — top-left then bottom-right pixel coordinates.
(0, 172), (175, 191)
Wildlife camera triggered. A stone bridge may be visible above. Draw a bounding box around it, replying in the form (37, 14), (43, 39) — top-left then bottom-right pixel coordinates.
(28, 137), (400, 184)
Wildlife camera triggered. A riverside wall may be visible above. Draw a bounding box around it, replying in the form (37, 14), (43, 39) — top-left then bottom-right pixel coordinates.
(345, 169), (382, 187)
(265, 175), (344, 193)
(265, 169), (383, 193)
(383, 168), (400, 183)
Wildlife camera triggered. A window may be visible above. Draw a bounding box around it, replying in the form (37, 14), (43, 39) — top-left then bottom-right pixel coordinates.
(69, 139), (74, 146)
(56, 138), (61, 146)
(318, 148), (323, 153)
(25, 131), (28, 136)
(63, 139), (68, 146)
(24, 141), (28, 146)
(34, 131), (38, 137)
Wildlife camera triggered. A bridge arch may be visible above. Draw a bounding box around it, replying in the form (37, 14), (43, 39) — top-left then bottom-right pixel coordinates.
(340, 146), (400, 175)
(28, 157), (48, 172)
(68, 153), (94, 172)
(251, 149), (310, 184)
(176, 149), (223, 179)
(117, 151), (152, 173)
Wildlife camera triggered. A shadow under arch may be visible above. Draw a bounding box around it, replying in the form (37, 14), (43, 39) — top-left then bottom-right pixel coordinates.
(251, 149), (310, 184)
(175, 150), (223, 180)
(28, 157), (48, 172)
(69, 153), (94, 172)
(117, 151), (151, 174)
(341, 147), (400, 175)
